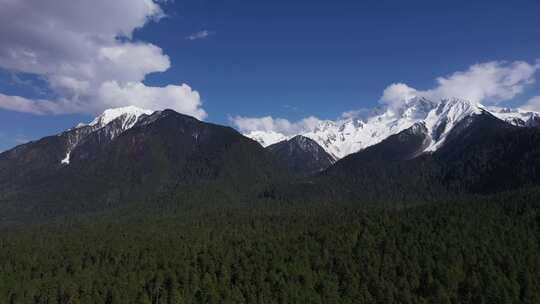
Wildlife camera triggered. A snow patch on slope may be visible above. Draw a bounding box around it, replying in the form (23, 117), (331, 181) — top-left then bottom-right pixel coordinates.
(61, 151), (71, 165)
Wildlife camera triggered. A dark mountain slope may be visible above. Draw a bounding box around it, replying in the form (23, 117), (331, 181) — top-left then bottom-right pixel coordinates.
(271, 113), (540, 202)
(0, 112), (143, 198)
(267, 135), (335, 176)
(434, 113), (540, 194)
(3, 106), (540, 222)
(0, 110), (284, 222)
(265, 123), (439, 202)
(325, 122), (429, 177)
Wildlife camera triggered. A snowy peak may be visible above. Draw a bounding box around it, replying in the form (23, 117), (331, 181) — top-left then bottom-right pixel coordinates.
(395, 96), (438, 119)
(61, 106), (154, 165)
(301, 98), (482, 158)
(243, 97), (494, 159)
(489, 107), (540, 128)
(89, 106), (154, 130)
(423, 98), (484, 151)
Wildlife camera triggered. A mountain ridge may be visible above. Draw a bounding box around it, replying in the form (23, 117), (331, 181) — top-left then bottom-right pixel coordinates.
(264, 111), (540, 204)
(0, 108), (283, 222)
(2, 101), (540, 222)
(245, 97), (540, 159)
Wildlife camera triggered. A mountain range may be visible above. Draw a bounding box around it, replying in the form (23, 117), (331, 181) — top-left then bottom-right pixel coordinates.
(245, 97), (540, 159)
(1, 97), (540, 223)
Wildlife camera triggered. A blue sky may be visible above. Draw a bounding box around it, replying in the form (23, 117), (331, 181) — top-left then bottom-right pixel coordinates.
(1, 0), (540, 151)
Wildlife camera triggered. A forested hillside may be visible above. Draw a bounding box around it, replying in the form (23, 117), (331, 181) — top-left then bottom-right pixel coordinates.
(1, 187), (540, 303)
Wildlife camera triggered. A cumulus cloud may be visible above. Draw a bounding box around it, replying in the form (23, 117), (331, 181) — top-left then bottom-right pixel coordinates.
(231, 115), (322, 136)
(380, 60), (540, 110)
(186, 30), (213, 41)
(0, 93), (72, 114)
(380, 83), (419, 111)
(0, 0), (206, 119)
(234, 59), (540, 135)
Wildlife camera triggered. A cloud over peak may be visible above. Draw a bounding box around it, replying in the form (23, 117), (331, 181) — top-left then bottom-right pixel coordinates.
(0, 0), (207, 119)
(380, 60), (539, 111)
(231, 115), (322, 136)
(234, 59), (540, 137)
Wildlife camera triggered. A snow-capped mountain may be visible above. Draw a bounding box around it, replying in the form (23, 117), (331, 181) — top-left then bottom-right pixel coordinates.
(489, 107), (540, 128)
(2, 103), (540, 223)
(244, 97), (539, 159)
(422, 98), (484, 151)
(60, 106), (154, 164)
(86, 106), (154, 130)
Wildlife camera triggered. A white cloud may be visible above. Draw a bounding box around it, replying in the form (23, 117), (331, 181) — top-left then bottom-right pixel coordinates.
(523, 96), (540, 112)
(380, 83), (418, 111)
(186, 30), (213, 41)
(97, 81), (206, 119)
(381, 60), (540, 109)
(234, 59), (540, 136)
(0, 0), (207, 119)
(231, 115), (322, 136)
(0, 93), (69, 115)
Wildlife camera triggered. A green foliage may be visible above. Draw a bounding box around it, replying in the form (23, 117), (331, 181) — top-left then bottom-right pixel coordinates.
(1, 188), (540, 303)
